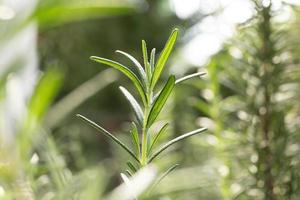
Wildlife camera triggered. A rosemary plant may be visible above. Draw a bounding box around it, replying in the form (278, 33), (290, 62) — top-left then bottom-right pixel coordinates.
(195, 2), (300, 199)
(77, 29), (206, 177)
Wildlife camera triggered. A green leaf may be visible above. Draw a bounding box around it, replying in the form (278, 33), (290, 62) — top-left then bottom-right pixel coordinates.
(119, 86), (144, 126)
(115, 50), (147, 85)
(142, 40), (151, 80)
(130, 122), (140, 158)
(150, 28), (178, 89)
(127, 161), (138, 173)
(148, 164), (179, 193)
(150, 48), (156, 73)
(125, 170), (133, 177)
(76, 114), (139, 163)
(28, 69), (63, 121)
(148, 127), (207, 163)
(35, 1), (136, 28)
(158, 164), (179, 182)
(148, 123), (169, 154)
(90, 56), (147, 105)
(147, 76), (175, 128)
(175, 72), (206, 84)
(20, 69), (63, 158)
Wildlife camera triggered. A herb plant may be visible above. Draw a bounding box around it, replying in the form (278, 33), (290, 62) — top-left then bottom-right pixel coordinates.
(77, 28), (206, 178)
(195, 2), (300, 200)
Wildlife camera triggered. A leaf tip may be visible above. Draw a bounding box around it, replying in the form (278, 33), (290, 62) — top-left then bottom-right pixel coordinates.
(171, 28), (179, 37)
(170, 75), (176, 82)
(89, 56), (97, 61)
(173, 27), (179, 32)
(76, 114), (82, 118)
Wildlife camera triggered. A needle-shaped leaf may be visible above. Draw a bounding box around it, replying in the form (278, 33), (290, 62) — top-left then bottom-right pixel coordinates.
(127, 161), (138, 173)
(119, 86), (144, 126)
(158, 164), (179, 182)
(130, 122), (140, 158)
(148, 127), (207, 163)
(175, 72), (206, 84)
(148, 123), (169, 154)
(150, 28), (178, 89)
(76, 114), (139, 163)
(90, 56), (147, 105)
(150, 48), (156, 73)
(142, 40), (151, 80)
(147, 75), (175, 128)
(125, 170), (133, 177)
(148, 164), (179, 194)
(115, 50), (147, 85)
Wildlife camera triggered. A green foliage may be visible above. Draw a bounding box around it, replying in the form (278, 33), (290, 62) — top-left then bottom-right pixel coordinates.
(90, 56), (147, 105)
(147, 75), (175, 127)
(150, 29), (178, 90)
(119, 86), (144, 126)
(77, 114), (139, 163)
(194, 2), (300, 200)
(77, 29), (207, 195)
(148, 123), (169, 154)
(148, 127), (207, 163)
(35, 0), (136, 28)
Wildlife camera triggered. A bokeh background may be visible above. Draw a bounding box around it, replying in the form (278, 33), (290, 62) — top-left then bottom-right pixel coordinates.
(1, 0), (300, 199)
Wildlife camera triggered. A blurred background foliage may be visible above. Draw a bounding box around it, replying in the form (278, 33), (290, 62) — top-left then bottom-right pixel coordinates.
(0, 0), (300, 199)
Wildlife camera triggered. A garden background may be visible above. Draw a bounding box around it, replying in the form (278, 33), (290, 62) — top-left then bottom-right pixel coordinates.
(0, 0), (300, 199)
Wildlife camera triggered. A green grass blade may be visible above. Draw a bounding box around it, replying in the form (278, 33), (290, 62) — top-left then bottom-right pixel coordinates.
(150, 28), (178, 89)
(76, 114), (139, 163)
(175, 72), (206, 84)
(148, 123), (169, 154)
(150, 48), (156, 73)
(147, 75), (175, 128)
(119, 86), (144, 126)
(115, 50), (147, 85)
(127, 161), (138, 173)
(142, 40), (151, 79)
(130, 122), (140, 158)
(148, 127), (207, 163)
(90, 56), (147, 105)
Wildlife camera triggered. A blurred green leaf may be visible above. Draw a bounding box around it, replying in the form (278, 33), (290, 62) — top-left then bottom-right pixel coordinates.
(35, 0), (137, 28)
(46, 69), (118, 128)
(149, 164), (179, 194)
(127, 161), (138, 173)
(194, 99), (211, 117)
(18, 69), (63, 160)
(28, 69), (63, 121)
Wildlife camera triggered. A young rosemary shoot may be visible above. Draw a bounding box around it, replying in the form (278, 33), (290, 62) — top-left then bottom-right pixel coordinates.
(77, 28), (206, 182)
